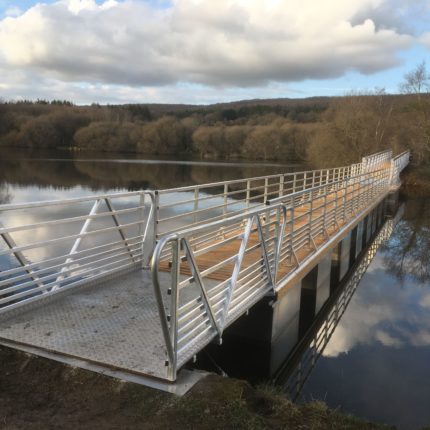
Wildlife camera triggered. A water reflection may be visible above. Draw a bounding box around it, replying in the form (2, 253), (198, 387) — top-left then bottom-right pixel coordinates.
(382, 198), (430, 283)
(0, 148), (295, 193)
(276, 208), (402, 397)
(0, 185), (10, 205)
(295, 198), (430, 430)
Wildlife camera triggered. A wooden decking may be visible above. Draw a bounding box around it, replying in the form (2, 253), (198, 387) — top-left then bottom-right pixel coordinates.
(159, 186), (358, 284)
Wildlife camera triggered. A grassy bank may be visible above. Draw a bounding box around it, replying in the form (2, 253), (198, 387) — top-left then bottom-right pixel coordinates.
(0, 346), (393, 430)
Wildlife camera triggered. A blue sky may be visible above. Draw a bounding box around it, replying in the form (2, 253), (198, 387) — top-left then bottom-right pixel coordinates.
(0, 0), (429, 104)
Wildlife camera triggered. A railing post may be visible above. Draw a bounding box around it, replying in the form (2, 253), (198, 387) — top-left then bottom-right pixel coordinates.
(334, 180), (340, 229)
(139, 193), (148, 268)
(167, 238), (180, 380)
(194, 187), (199, 223)
(308, 191), (313, 248)
(342, 179), (347, 224)
(223, 183), (228, 217)
(389, 159), (396, 187)
(289, 197), (295, 266)
(354, 179), (359, 213)
(273, 205), (281, 277)
(264, 177), (269, 204)
(246, 179), (251, 208)
(279, 175), (284, 198)
(323, 189), (328, 237)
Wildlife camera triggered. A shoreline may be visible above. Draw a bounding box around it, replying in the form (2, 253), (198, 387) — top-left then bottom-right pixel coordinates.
(0, 346), (393, 430)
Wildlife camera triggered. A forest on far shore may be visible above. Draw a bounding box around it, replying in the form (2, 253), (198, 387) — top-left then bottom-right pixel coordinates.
(1, 63), (429, 168)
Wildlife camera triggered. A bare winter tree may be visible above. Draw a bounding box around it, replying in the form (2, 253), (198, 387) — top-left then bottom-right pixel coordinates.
(399, 61), (430, 163)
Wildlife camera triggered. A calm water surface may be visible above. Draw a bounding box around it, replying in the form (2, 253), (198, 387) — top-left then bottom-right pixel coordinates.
(1, 149), (430, 429)
(297, 197), (430, 430)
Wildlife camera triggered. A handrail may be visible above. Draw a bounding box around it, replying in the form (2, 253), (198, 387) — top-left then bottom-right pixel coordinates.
(157, 166), (387, 241)
(150, 233), (177, 378)
(0, 190), (153, 212)
(155, 150), (393, 238)
(158, 164), (362, 194)
(394, 150), (410, 160)
(0, 190), (156, 314)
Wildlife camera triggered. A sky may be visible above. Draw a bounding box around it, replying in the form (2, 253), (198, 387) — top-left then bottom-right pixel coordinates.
(0, 0), (429, 105)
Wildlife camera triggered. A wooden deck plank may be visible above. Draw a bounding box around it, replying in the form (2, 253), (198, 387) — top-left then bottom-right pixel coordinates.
(158, 183), (361, 284)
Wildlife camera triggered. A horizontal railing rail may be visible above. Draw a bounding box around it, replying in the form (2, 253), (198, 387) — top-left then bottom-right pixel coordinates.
(362, 149), (392, 171)
(155, 150), (394, 240)
(156, 163), (366, 238)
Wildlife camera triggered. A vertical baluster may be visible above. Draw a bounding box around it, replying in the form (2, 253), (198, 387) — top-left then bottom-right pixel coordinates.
(223, 183), (228, 217)
(194, 187), (199, 225)
(264, 177), (269, 204)
(289, 197), (295, 266)
(279, 175), (284, 198)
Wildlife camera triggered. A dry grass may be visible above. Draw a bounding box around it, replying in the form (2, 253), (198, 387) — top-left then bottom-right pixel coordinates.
(0, 346), (397, 430)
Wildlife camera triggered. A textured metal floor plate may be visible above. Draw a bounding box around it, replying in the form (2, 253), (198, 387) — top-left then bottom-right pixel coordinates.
(0, 270), (170, 380)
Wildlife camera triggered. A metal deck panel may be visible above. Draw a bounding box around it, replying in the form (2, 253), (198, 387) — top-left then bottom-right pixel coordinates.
(0, 270), (170, 380)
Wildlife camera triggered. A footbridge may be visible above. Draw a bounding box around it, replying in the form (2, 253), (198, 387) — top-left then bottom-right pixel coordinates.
(0, 150), (409, 387)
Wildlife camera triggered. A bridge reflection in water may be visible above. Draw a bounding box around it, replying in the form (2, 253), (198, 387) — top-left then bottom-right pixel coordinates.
(278, 201), (403, 399)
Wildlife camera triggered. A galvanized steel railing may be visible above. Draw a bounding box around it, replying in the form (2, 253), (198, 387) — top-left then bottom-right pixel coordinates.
(362, 149), (392, 171)
(151, 152), (409, 380)
(155, 164), (364, 238)
(154, 150), (399, 241)
(390, 150), (410, 187)
(0, 191), (155, 313)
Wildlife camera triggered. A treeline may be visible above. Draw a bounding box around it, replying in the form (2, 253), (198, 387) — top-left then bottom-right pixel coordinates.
(1, 62), (430, 167)
(0, 99), (324, 161)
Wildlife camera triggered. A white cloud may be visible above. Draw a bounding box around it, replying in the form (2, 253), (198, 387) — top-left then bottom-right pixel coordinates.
(4, 6), (22, 17)
(419, 292), (430, 309)
(0, 0), (414, 92)
(323, 256), (430, 358)
(421, 32), (430, 49)
(375, 329), (403, 347)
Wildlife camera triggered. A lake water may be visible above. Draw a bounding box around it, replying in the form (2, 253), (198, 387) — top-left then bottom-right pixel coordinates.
(1, 149), (430, 430)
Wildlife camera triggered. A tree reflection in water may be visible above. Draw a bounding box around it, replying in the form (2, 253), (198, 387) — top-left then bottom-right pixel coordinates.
(0, 184), (11, 205)
(382, 197), (430, 283)
(0, 148), (295, 191)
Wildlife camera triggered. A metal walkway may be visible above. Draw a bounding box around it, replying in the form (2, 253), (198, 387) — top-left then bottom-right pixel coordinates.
(0, 271), (166, 378)
(0, 150), (410, 383)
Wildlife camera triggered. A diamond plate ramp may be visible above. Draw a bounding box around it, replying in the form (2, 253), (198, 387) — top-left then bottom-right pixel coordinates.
(0, 270), (170, 380)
